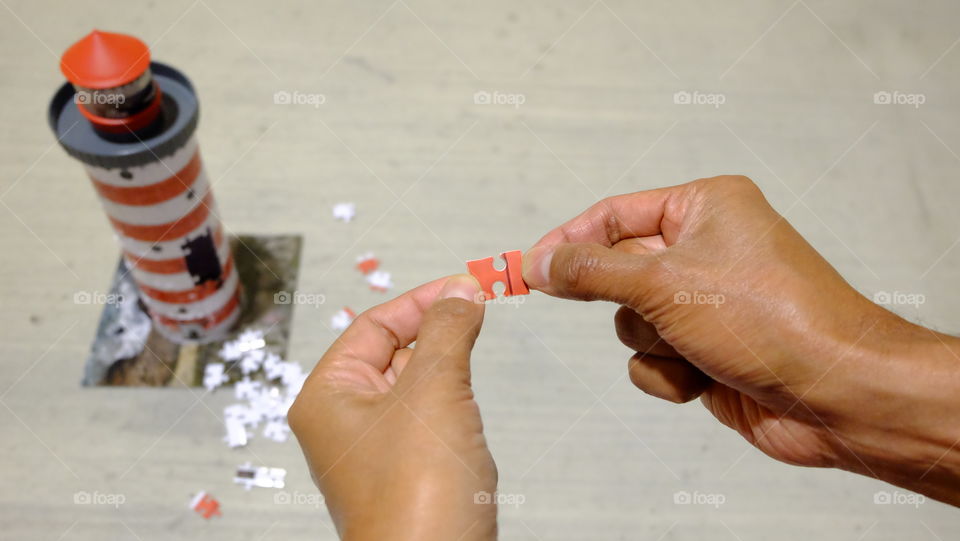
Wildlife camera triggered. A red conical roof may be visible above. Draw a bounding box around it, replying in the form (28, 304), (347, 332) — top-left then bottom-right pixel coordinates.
(60, 30), (150, 89)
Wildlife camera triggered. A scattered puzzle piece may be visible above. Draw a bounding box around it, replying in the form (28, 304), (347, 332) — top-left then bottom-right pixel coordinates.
(239, 348), (266, 375)
(367, 270), (393, 292)
(235, 377), (262, 401)
(262, 353), (284, 381)
(263, 420), (291, 443)
(190, 491), (221, 519)
(224, 403), (256, 426)
(333, 202), (356, 223)
(330, 307), (356, 333)
(355, 252), (379, 274)
(220, 329), (266, 362)
(224, 416), (250, 448)
(234, 462), (287, 490)
(248, 386), (283, 425)
(214, 326), (308, 451)
(466, 250), (530, 300)
(203, 363), (229, 391)
(280, 362), (304, 388)
(237, 329), (266, 352)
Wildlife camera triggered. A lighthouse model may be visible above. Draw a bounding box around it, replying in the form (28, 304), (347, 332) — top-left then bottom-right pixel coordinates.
(49, 30), (240, 343)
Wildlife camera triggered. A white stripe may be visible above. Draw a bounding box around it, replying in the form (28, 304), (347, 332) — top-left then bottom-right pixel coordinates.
(85, 137), (199, 187)
(115, 211), (222, 259)
(141, 266), (239, 318)
(154, 301), (241, 344)
(125, 240), (231, 291)
(98, 172), (210, 226)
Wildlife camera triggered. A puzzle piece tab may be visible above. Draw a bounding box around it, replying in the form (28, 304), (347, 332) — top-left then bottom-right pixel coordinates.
(466, 250), (530, 300)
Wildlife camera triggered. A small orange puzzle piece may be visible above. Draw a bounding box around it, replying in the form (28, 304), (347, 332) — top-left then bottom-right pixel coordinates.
(191, 491), (221, 519)
(355, 253), (379, 274)
(466, 250), (530, 300)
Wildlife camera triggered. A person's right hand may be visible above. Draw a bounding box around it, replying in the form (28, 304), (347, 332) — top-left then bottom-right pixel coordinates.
(523, 175), (960, 505)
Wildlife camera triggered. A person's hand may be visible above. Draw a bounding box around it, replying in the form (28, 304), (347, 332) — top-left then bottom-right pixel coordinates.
(523, 175), (960, 505)
(289, 275), (497, 540)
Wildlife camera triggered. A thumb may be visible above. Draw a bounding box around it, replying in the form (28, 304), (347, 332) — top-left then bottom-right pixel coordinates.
(523, 242), (665, 308)
(397, 274), (486, 389)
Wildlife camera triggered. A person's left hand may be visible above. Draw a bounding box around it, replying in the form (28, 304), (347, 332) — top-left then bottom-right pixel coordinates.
(289, 275), (497, 541)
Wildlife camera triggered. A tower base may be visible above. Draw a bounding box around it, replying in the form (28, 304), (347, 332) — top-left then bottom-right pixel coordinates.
(82, 234), (302, 386)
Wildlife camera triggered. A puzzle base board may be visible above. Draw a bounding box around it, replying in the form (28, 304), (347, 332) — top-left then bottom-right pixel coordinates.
(83, 234), (302, 387)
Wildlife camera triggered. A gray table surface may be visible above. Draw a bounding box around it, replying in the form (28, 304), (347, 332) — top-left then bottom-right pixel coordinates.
(2, 0), (959, 539)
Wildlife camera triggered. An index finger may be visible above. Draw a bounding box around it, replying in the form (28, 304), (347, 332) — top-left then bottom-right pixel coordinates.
(531, 185), (681, 250)
(322, 277), (448, 373)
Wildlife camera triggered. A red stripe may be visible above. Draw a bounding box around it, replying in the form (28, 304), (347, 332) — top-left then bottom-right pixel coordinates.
(138, 256), (234, 304)
(124, 226), (224, 274)
(155, 286), (241, 329)
(91, 151), (202, 206)
(109, 192), (212, 242)
(80, 86), (163, 134)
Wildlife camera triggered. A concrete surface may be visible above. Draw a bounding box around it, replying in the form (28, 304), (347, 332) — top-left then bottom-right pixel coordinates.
(2, 0), (960, 539)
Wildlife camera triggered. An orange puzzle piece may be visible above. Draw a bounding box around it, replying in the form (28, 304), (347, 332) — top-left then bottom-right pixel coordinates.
(190, 491), (221, 519)
(466, 250), (530, 300)
(355, 253), (380, 274)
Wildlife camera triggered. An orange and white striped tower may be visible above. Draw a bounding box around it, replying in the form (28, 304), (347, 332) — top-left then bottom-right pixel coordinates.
(49, 30), (241, 343)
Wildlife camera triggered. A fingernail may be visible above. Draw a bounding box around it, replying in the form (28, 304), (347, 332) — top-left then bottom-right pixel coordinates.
(439, 274), (480, 302)
(523, 245), (553, 288)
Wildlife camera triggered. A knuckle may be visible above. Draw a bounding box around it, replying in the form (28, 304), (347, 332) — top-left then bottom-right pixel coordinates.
(558, 245), (604, 295)
(722, 174), (755, 188)
(689, 175), (765, 210)
(595, 197), (625, 243)
(694, 174), (754, 189)
(717, 174), (760, 196)
(287, 397), (307, 434)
